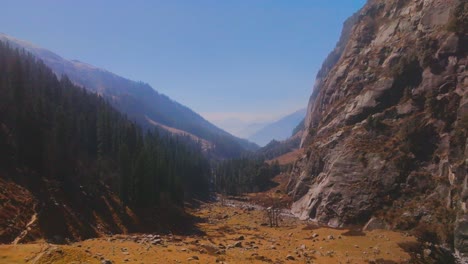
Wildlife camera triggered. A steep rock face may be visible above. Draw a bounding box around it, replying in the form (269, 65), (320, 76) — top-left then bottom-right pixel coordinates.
(289, 0), (467, 258)
(301, 11), (359, 147)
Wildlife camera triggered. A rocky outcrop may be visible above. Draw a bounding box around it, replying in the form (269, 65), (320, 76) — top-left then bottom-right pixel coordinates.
(301, 12), (360, 147)
(289, 0), (467, 259)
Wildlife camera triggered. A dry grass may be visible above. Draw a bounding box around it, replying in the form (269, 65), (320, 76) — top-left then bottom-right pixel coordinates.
(0, 201), (417, 264)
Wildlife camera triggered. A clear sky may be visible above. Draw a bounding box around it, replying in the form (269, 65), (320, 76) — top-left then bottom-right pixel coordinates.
(1, 0), (365, 133)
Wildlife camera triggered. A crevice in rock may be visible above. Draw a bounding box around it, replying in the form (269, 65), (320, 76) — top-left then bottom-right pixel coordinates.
(407, 125), (439, 163)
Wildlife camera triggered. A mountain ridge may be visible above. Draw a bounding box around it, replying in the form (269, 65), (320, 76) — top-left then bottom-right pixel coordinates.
(0, 33), (258, 157)
(248, 108), (306, 146)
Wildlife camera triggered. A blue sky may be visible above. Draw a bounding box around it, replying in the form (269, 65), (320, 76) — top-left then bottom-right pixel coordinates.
(1, 0), (365, 134)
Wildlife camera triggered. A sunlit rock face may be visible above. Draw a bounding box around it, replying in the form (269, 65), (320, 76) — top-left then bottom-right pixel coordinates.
(291, 0), (467, 259)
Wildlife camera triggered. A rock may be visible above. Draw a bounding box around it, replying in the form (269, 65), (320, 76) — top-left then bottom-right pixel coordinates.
(423, 248), (431, 258)
(236, 235), (245, 241)
(327, 235), (334, 240)
(455, 214), (468, 260)
(286, 254), (295, 260)
(363, 217), (389, 231)
(215, 256), (226, 263)
(151, 239), (162, 245)
(312, 233), (319, 238)
(215, 249), (226, 255)
(234, 241), (242, 248)
(373, 247), (381, 254)
(436, 34), (459, 58)
(187, 256), (199, 261)
(101, 260), (113, 264)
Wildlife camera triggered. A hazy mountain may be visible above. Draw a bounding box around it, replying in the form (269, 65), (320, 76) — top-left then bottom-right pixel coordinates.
(236, 122), (269, 138)
(248, 108), (306, 146)
(0, 33), (258, 157)
(212, 118), (268, 139)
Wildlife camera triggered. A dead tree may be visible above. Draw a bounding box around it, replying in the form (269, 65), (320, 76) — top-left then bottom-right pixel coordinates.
(265, 207), (281, 227)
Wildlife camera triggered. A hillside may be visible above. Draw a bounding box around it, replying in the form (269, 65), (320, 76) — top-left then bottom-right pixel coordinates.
(288, 0), (467, 260)
(248, 108), (306, 147)
(0, 41), (210, 243)
(0, 33), (258, 158)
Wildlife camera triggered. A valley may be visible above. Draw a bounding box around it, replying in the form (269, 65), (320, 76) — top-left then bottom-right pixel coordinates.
(0, 0), (466, 263)
(0, 197), (418, 264)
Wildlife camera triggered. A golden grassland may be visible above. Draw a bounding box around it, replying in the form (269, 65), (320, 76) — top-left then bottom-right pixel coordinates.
(0, 200), (416, 264)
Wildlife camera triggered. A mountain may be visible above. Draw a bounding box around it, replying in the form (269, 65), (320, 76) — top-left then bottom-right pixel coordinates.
(0, 33), (258, 158)
(210, 118), (268, 139)
(248, 108), (306, 146)
(288, 0), (467, 260)
(0, 41), (211, 243)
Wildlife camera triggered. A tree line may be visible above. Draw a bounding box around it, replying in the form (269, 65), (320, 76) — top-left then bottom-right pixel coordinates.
(0, 41), (210, 209)
(213, 158), (280, 195)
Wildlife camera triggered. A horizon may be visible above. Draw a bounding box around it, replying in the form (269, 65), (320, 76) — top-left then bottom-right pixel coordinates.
(2, 0), (366, 137)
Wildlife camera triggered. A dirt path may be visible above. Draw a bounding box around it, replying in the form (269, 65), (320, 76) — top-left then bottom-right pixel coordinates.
(30, 243), (50, 264)
(12, 212), (38, 245)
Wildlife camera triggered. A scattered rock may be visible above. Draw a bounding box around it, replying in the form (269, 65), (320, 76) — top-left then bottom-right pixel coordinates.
(187, 255), (199, 261)
(423, 248), (432, 258)
(152, 239), (162, 245)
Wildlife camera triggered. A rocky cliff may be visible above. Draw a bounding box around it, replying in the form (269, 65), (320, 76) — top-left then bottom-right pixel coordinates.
(289, 0), (467, 259)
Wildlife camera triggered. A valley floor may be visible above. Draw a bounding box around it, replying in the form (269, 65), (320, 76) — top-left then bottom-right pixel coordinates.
(0, 198), (418, 264)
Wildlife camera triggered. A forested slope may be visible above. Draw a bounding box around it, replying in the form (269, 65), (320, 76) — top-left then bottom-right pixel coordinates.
(0, 42), (210, 243)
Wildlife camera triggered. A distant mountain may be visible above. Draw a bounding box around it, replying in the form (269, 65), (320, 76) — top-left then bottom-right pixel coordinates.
(0, 33), (258, 157)
(237, 122), (268, 138)
(212, 118), (268, 139)
(248, 108), (306, 146)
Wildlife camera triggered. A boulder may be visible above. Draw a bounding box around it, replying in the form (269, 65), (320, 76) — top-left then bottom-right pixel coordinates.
(363, 217), (389, 231)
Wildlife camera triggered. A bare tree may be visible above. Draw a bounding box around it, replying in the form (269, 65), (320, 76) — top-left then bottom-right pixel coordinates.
(265, 206), (281, 227)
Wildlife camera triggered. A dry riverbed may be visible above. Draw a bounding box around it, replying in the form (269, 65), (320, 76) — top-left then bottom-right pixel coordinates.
(0, 200), (419, 264)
